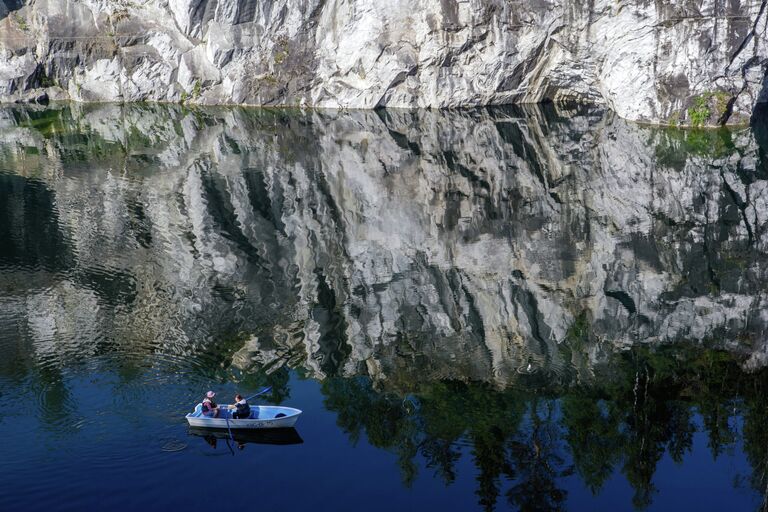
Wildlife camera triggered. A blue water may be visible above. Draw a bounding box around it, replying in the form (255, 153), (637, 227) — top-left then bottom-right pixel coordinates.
(2, 103), (768, 511)
(1, 365), (760, 511)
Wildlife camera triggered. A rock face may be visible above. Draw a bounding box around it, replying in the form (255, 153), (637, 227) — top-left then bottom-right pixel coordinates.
(1, 103), (767, 387)
(1, 0), (768, 125)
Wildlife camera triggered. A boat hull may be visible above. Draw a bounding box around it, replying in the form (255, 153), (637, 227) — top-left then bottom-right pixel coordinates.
(185, 405), (302, 429)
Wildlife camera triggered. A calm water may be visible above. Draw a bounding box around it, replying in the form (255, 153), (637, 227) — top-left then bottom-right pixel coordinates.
(2, 103), (768, 511)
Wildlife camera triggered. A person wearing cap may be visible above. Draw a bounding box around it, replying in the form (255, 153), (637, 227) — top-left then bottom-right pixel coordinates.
(228, 394), (251, 419)
(202, 391), (219, 418)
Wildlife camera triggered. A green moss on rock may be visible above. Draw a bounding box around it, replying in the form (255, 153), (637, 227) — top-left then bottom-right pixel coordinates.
(685, 91), (733, 127)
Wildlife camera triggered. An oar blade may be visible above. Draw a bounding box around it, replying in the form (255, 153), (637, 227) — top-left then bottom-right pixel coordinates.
(246, 386), (272, 401)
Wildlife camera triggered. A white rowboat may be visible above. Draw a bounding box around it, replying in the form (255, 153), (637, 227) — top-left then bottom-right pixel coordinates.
(186, 403), (302, 429)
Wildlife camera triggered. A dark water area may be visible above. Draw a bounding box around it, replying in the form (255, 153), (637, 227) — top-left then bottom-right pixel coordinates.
(1, 103), (768, 511)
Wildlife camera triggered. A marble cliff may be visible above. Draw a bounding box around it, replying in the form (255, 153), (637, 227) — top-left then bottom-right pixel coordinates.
(1, 104), (767, 387)
(1, 0), (768, 125)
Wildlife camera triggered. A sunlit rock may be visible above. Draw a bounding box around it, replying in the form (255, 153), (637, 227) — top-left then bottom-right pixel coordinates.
(0, 1), (766, 125)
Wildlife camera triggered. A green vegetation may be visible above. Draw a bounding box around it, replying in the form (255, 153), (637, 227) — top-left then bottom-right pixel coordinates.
(682, 126), (734, 155)
(653, 125), (736, 166)
(686, 91), (732, 127)
(565, 311), (591, 350)
(37, 71), (56, 88)
(688, 95), (711, 127)
(17, 108), (66, 137)
(668, 110), (680, 128)
(12, 13), (28, 31)
(192, 79), (202, 99)
(179, 81), (201, 104)
(713, 90), (730, 117)
(261, 74), (279, 86)
(273, 35), (290, 65)
(274, 50), (288, 65)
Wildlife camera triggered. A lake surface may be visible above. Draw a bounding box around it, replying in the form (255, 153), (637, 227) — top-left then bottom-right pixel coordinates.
(1, 103), (768, 511)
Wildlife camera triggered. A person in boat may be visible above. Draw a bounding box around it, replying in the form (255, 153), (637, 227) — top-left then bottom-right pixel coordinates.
(228, 394), (251, 419)
(202, 391), (219, 418)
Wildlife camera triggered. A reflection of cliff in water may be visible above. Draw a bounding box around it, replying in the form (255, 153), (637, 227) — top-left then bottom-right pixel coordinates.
(1, 103), (767, 387)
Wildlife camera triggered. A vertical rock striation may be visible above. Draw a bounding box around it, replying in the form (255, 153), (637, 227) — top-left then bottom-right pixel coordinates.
(1, 0), (768, 125)
(1, 103), (767, 386)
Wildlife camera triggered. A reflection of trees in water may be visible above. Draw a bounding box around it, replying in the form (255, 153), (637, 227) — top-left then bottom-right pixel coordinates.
(502, 399), (572, 512)
(319, 346), (768, 511)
